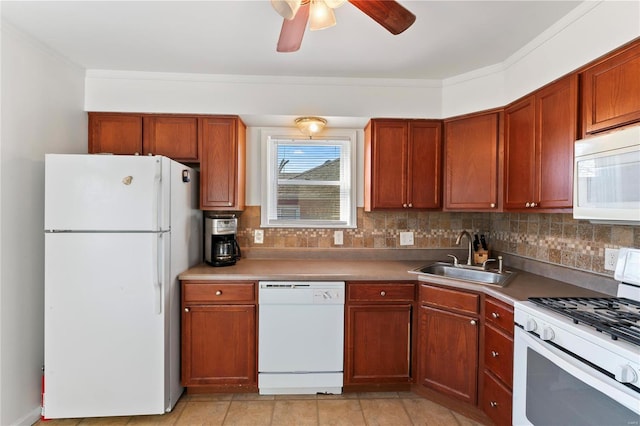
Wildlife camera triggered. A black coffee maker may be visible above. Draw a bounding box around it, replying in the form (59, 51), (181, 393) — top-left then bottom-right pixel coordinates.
(204, 215), (241, 267)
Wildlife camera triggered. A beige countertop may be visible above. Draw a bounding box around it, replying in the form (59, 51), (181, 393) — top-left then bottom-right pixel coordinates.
(179, 258), (611, 306)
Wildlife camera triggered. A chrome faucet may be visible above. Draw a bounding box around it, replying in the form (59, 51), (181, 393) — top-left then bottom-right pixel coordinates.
(455, 230), (473, 266)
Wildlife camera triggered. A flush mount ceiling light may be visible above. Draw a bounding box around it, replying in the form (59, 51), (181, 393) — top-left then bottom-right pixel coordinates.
(271, 0), (415, 52)
(295, 116), (327, 138)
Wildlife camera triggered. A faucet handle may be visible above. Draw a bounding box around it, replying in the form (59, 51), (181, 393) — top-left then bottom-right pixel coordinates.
(447, 254), (459, 266)
(482, 258), (497, 270)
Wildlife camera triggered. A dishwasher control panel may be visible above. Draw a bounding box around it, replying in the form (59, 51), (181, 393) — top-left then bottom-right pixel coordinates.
(259, 281), (345, 305)
(313, 289), (343, 303)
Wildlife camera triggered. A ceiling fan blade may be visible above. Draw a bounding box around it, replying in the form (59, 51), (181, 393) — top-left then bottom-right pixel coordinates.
(277, 2), (310, 52)
(348, 0), (416, 35)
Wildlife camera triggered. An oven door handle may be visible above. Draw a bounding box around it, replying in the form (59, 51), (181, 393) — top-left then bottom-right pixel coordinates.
(514, 327), (640, 415)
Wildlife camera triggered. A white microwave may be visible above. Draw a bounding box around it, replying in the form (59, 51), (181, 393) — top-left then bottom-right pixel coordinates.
(573, 125), (640, 225)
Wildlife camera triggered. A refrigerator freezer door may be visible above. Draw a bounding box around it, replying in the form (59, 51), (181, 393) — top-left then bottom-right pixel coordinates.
(44, 154), (170, 232)
(44, 232), (169, 418)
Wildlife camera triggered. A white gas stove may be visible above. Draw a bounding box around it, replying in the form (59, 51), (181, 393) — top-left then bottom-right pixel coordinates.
(513, 248), (640, 425)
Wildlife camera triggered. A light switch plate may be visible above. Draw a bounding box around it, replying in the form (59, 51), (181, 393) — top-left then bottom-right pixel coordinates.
(254, 229), (264, 244)
(334, 230), (343, 245)
(400, 231), (414, 246)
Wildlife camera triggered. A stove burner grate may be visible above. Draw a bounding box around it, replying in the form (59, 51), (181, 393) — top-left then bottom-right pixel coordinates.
(528, 297), (640, 346)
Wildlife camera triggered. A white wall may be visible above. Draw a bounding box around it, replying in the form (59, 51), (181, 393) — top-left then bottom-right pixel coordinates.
(0, 22), (86, 425)
(443, 1), (640, 117)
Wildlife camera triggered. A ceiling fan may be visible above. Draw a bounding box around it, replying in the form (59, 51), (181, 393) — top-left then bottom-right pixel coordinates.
(271, 0), (416, 52)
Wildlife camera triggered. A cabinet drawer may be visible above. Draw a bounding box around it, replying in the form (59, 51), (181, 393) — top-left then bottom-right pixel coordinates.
(484, 323), (514, 386)
(183, 282), (256, 304)
(481, 370), (512, 426)
(485, 297), (514, 336)
(348, 283), (415, 302)
(419, 284), (479, 315)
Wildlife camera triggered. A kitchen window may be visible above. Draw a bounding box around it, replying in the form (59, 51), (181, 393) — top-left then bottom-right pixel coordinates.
(261, 129), (357, 228)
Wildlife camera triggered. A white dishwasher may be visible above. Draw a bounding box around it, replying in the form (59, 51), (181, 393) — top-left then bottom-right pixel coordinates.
(258, 281), (345, 395)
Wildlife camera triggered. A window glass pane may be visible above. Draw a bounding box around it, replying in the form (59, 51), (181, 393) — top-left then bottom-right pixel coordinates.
(278, 144), (341, 183)
(276, 143), (342, 221)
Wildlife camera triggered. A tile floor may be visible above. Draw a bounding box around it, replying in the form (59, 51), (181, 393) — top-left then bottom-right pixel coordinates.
(35, 391), (485, 425)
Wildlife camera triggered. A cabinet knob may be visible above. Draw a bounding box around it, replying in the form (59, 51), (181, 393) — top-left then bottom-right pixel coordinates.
(402, 203), (408, 208)
(531, 202), (537, 207)
(228, 202), (232, 206)
(215, 290), (222, 296)
(490, 203), (496, 208)
(408, 203), (413, 208)
(380, 291), (386, 297)
(491, 350), (499, 357)
(525, 202), (531, 208)
(147, 153), (153, 156)
(491, 312), (500, 319)
(470, 319), (477, 326)
(490, 401), (498, 408)
(134, 152), (140, 156)
(184, 307), (190, 313)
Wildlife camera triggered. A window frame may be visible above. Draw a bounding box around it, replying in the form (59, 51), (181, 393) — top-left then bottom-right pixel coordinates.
(260, 128), (357, 228)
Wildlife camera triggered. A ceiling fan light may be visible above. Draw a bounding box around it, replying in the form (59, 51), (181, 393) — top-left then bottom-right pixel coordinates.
(323, 0), (346, 8)
(271, 0), (302, 20)
(309, 0), (336, 31)
(295, 116), (327, 138)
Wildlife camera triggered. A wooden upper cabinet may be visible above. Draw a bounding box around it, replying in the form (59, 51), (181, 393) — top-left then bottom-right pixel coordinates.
(88, 113), (143, 155)
(200, 116), (246, 211)
(504, 96), (536, 210)
(535, 75), (577, 209)
(444, 111), (500, 211)
(364, 119), (442, 211)
(143, 116), (199, 161)
(409, 121), (442, 209)
(88, 112), (199, 162)
(581, 39), (640, 136)
(504, 74), (577, 211)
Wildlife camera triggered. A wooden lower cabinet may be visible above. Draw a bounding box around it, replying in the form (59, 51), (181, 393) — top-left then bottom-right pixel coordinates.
(417, 284), (480, 405)
(181, 281), (257, 392)
(344, 282), (414, 388)
(482, 296), (514, 425)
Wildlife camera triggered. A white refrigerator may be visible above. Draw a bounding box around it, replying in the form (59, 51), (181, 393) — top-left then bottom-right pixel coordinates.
(43, 154), (201, 419)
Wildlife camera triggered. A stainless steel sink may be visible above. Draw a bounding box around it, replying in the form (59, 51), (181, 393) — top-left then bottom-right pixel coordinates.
(411, 262), (516, 287)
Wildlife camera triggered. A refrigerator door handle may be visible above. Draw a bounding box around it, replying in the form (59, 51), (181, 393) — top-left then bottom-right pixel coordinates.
(154, 233), (164, 315)
(153, 158), (162, 231)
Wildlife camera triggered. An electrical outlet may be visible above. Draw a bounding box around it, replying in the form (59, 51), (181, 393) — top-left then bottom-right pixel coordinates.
(254, 229), (264, 244)
(604, 248), (619, 271)
(334, 230), (343, 245)
(400, 231), (414, 246)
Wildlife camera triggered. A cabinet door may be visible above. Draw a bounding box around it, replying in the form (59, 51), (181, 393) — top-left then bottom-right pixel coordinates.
(182, 304), (256, 386)
(88, 113), (143, 155)
(143, 116), (199, 161)
(418, 305), (479, 404)
(366, 120), (408, 209)
(200, 117), (246, 210)
(582, 40), (640, 135)
(444, 112), (499, 210)
(408, 121), (442, 209)
(504, 96), (536, 210)
(345, 304), (412, 384)
(535, 75), (577, 209)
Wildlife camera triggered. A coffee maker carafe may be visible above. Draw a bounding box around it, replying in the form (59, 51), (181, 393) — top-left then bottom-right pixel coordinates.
(205, 215), (241, 267)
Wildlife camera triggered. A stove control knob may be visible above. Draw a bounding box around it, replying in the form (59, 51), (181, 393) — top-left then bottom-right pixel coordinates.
(524, 318), (538, 332)
(615, 365), (638, 384)
(540, 326), (555, 341)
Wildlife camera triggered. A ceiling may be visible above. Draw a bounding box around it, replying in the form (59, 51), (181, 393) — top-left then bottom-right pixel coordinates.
(2, 1), (585, 80)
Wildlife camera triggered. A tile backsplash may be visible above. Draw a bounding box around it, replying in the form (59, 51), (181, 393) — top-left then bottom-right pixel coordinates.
(235, 206), (639, 276)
